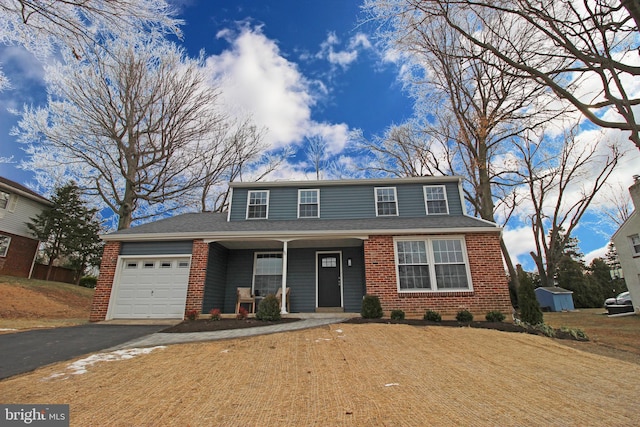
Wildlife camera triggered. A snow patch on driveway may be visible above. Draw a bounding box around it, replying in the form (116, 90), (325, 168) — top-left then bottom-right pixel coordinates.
(42, 346), (166, 380)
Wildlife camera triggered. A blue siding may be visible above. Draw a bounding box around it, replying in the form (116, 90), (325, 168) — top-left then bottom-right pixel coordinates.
(120, 241), (193, 255)
(229, 181), (464, 221)
(202, 243), (229, 313)
(224, 249), (256, 313)
(219, 246), (366, 313)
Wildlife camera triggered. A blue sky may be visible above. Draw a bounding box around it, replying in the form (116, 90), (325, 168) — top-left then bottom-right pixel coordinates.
(0, 0), (638, 270)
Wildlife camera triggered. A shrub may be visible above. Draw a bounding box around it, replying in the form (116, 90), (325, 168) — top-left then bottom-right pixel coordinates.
(361, 294), (383, 319)
(517, 267), (543, 325)
(236, 306), (249, 320)
(185, 309), (199, 321)
(390, 309), (405, 320)
(256, 294), (281, 321)
(424, 310), (442, 322)
(534, 322), (556, 338)
(456, 310), (473, 323)
(209, 308), (221, 321)
(485, 310), (506, 322)
(79, 275), (97, 288)
(560, 326), (588, 340)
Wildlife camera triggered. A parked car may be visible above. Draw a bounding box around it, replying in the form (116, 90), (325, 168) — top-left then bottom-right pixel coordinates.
(604, 291), (632, 306)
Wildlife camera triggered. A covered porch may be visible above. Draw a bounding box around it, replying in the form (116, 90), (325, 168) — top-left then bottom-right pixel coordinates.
(201, 236), (367, 315)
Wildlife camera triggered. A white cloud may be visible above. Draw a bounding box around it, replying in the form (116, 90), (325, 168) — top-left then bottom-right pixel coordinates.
(502, 225), (536, 269)
(315, 31), (372, 69)
(205, 26), (351, 154)
(584, 244), (609, 266)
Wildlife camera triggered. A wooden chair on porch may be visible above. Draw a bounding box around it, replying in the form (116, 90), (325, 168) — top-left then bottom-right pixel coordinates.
(236, 287), (255, 313)
(275, 287), (291, 312)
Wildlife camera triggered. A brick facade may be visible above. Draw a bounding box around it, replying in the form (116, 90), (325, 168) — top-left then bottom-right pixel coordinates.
(364, 233), (513, 318)
(184, 240), (209, 316)
(0, 231), (39, 278)
(89, 241), (121, 321)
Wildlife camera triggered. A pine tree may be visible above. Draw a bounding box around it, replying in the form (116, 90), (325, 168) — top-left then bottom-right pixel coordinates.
(27, 182), (102, 281)
(516, 265), (543, 325)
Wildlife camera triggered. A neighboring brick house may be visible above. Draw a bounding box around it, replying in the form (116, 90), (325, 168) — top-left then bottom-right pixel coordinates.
(0, 176), (52, 278)
(90, 176), (513, 321)
(612, 176), (640, 313)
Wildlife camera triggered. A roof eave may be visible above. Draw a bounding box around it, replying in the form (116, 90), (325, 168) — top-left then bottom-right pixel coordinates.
(230, 176), (462, 189)
(101, 226), (501, 242)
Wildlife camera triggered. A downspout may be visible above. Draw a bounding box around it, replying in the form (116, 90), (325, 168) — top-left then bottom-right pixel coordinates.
(281, 240), (289, 314)
(28, 241), (40, 279)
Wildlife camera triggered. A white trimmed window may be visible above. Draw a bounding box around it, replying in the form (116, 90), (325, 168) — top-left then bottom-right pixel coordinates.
(0, 234), (10, 257)
(424, 185), (449, 214)
(246, 190), (269, 219)
(298, 189), (319, 218)
(253, 253), (283, 296)
(375, 187), (398, 216)
(631, 234), (640, 256)
(0, 191), (9, 210)
(395, 237), (471, 292)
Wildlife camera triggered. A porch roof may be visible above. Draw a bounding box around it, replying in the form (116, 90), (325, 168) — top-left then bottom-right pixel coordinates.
(103, 212), (501, 241)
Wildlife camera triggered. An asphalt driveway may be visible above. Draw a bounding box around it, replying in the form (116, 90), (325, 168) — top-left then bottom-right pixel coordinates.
(0, 324), (168, 380)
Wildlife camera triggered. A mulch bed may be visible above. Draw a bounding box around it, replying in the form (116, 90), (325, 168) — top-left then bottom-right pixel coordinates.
(161, 317), (301, 333)
(162, 316), (587, 341)
(344, 318), (587, 340)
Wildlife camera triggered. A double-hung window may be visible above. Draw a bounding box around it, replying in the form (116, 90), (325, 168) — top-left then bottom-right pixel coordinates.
(253, 253), (283, 296)
(395, 237), (471, 291)
(0, 234), (10, 257)
(0, 191), (10, 210)
(631, 234), (640, 256)
(247, 190), (269, 219)
(298, 189), (319, 218)
(375, 187), (398, 216)
(424, 185), (449, 214)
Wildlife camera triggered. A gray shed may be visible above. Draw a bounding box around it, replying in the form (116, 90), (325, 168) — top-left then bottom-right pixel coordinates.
(534, 287), (575, 312)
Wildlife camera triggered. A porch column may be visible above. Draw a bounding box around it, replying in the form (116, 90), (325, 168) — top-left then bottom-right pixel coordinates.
(281, 240), (289, 314)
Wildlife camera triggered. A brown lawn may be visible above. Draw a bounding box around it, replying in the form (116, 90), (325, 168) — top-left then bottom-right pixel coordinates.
(0, 275), (93, 331)
(544, 309), (640, 365)
(1, 323), (639, 426)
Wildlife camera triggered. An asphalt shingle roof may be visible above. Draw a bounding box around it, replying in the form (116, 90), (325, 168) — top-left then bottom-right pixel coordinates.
(106, 211), (499, 240)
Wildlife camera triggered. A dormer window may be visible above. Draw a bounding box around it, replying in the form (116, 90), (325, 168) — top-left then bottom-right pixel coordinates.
(375, 187), (398, 216)
(298, 189), (319, 218)
(424, 185), (449, 214)
(247, 190), (269, 219)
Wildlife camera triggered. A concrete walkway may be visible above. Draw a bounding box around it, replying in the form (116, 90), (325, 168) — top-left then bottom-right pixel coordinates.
(113, 317), (346, 350)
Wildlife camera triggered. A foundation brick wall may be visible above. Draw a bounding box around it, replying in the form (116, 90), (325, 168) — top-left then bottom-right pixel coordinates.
(89, 241), (121, 321)
(0, 232), (39, 278)
(184, 240), (209, 317)
(364, 233), (513, 318)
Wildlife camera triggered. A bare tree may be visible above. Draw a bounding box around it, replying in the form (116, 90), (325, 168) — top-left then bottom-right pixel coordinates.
(16, 34), (262, 229)
(517, 127), (622, 286)
(363, 0), (640, 150)
(359, 14), (566, 283)
(592, 181), (633, 227)
(0, 0), (181, 90)
(306, 135), (328, 180)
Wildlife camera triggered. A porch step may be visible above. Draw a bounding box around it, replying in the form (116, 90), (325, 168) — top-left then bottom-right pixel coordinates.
(315, 307), (345, 313)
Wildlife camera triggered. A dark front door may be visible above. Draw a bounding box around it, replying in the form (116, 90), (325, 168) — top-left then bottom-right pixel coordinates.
(318, 253), (341, 307)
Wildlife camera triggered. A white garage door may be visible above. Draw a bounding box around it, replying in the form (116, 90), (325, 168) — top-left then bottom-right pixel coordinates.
(111, 257), (191, 319)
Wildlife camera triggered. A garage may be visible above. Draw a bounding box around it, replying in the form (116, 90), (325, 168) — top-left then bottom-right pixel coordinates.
(109, 257), (191, 319)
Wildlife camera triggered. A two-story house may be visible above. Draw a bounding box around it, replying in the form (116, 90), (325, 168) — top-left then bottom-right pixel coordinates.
(0, 176), (52, 278)
(90, 176), (513, 321)
(612, 176), (640, 312)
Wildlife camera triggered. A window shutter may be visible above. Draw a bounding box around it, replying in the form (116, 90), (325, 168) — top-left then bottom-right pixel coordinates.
(7, 195), (18, 212)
